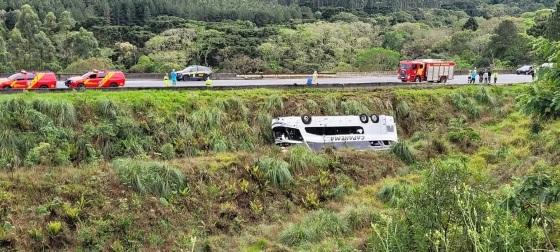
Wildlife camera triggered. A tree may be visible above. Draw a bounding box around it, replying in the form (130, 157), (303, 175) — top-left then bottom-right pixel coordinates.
(34, 31), (58, 70)
(7, 28), (28, 70)
(0, 36), (14, 72)
(546, 2), (560, 41)
(355, 47), (401, 71)
(60, 28), (100, 65)
(462, 17), (479, 31)
(487, 20), (531, 66)
(15, 5), (41, 39)
(59, 11), (76, 32)
(44, 12), (58, 34)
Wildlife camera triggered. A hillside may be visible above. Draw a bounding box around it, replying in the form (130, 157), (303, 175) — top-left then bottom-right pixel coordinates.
(2, 85), (560, 250)
(0, 0), (557, 74)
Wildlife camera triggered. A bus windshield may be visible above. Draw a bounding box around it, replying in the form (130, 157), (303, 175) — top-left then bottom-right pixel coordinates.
(400, 64), (410, 70)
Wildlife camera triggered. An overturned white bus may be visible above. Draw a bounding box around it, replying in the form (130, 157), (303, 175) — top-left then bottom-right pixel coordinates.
(271, 114), (398, 151)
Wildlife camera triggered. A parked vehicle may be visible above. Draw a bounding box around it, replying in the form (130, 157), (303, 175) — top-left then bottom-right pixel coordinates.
(177, 65), (213, 81)
(398, 59), (455, 83)
(272, 114), (398, 151)
(0, 71), (57, 89)
(516, 65), (534, 75)
(65, 70), (126, 89)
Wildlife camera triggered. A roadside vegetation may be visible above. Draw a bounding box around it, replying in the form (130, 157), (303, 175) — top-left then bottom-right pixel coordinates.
(2, 83), (560, 250)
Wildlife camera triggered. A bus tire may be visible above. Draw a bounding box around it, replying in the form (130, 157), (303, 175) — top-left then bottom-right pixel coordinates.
(301, 115), (312, 124)
(371, 114), (380, 123)
(359, 114), (369, 124)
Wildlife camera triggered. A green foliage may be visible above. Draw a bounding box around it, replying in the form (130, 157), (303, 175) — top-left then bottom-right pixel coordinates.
(462, 17), (479, 31)
(280, 209), (349, 246)
(64, 57), (114, 73)
(355, 47), (401, 71)
(447, 118), (481, 151)
(46, 221), (63, 237)
(160, 143), (175, 160)
(288, 145), (330, 171)
(391, 141), (415, 165)
(341, 100), (369, 115)
(451, 92), (481, 119)
(256, 157), (293, 188)
(112, 158), (186, 198)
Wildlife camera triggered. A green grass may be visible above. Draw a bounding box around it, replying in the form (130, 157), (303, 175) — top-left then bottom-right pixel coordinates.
(112, 158), (186, 198)
(280, 209), (350, 246)
(257, 157), (293, 188)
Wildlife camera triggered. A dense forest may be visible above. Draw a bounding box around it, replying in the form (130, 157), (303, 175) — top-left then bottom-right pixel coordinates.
(0, 0), (558, 73)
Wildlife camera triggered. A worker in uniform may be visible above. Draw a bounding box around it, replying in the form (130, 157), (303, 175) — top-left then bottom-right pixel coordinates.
(493, 72), (498, 84)
(163, 74), (170, 87)
(170, 69), (178, 86)
(312, 71), (319, 86)
(205, 76), (213, 89)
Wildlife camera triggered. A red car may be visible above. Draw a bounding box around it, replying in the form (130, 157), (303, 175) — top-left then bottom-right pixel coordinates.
(0, 72), (57, 89)
(65, 70), (126, 89)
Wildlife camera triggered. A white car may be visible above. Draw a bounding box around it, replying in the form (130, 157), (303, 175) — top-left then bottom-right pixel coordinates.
(516, 65), (534, 75)
(272, 114), (398, 151)
(177, 65), (212, 81)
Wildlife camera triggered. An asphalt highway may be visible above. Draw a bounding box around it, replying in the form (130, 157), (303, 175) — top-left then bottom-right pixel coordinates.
(54, 74), (534, 89)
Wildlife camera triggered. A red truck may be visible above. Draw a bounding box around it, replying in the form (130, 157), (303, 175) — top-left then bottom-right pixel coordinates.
(398, 59), (455, 83)
(0, 71), (57, 89)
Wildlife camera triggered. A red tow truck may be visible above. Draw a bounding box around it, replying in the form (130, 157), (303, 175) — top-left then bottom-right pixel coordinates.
(398, 59), (455, 83)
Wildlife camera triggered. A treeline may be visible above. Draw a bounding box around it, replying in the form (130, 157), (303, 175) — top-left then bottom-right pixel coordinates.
(0, 0), (555, 27)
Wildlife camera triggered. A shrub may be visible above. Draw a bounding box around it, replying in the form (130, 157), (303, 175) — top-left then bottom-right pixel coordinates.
(451, 92), (481, 119)
(112, 159), (186, 197)
(288, 145), (330, 171)
(264, 95), (284, 113)
(95, 100), (120, 119)
(341, 206), (381, 230)
(257, 157), (293, 188)
(280, 209), (349, 246)
(24, 142), (52, 167)
(160, 143), (175, 160)
(391, 141), (415, 165)
(447, 118), (481, 151)
(475, 87), (497, 105)
(46, 221), (63, 237)
(32, 100), (77, 127)
(341, 100), (369, 115)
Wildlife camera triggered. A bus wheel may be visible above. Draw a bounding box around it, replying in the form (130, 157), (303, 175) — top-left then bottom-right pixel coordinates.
(370, 114), (380, 123)
(301, 115), (312, 124)
(359, 114), (369, 124)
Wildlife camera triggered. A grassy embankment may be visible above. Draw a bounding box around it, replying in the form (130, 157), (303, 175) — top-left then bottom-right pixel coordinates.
(2, 85), (559, 251)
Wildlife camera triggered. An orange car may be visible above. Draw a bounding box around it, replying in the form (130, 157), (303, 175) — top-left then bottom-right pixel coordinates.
(65, 70), (126, 89)
(0, 72), (57, 89)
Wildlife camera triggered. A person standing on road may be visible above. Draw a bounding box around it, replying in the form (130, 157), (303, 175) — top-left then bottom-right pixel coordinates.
(529, 67), (536, 81)
(470, 68), (477, 84)
(312, 71), (319, 86)
(163, 74), (170, 87)
(306, 75), (313, 87)
(468, 70), (472, 83)
(205, 76), (213, 89)
(479, 70), (484, 84)
(488, 69), (492, 82)
(483, 71), (489, 84)
(170, 69), (178, 86)
(493, 72), (498, 84)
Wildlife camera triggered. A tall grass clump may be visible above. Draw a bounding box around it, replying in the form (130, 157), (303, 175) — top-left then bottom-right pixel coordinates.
(303, 99), (319, 115)
(256, 111), (273, 143)
(257, 157), (293, 188)
(264, 95), (284, 114)
(288, 145), (330, 171)
(451, 92), (481, 119)
(395, 99), (411, 119)
(32, 100), (77, 127)
(475, 87), (497, 105)
(112, 158), (186, 198)
(341, 100), (369, 115)
(95, 99), (121, 119)
(280, 209), (349, 246)
(188, 107), (223, 132)
(322, 96), (338, 115)
(224, 98), (249, 121)
(391, 141), (415, 165)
